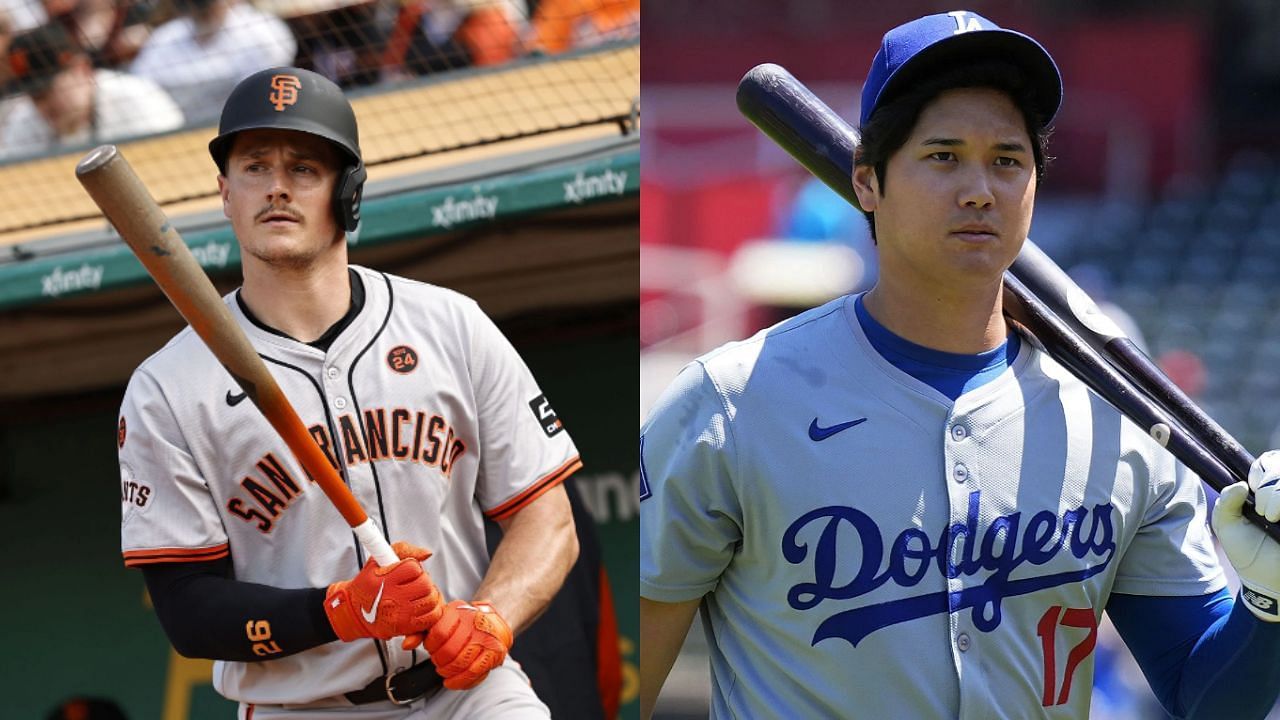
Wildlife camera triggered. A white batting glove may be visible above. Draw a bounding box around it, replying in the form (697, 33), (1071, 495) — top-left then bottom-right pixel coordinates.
(1212, 450), (1280, 622)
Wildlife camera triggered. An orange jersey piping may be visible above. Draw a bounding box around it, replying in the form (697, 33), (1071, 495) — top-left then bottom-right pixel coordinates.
(122, 543), (230, 567)
(484, 456), (582, 521)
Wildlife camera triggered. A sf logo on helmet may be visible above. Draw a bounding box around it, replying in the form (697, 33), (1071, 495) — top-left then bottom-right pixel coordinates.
(269, 74), (302, 112)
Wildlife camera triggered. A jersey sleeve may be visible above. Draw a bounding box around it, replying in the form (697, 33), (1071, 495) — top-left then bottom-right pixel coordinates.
(119, 368), (230, 567)
(465, 301), (581, 521)
(640, 361), (743, 603)
(1111, 446), (1226, 596)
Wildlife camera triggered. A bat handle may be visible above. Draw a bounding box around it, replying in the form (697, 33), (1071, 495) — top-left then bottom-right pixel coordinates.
(353, 519), (400, 566)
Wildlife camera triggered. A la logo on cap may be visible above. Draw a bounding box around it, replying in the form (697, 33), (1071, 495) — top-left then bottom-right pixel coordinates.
(269, 74), (301, 111)
(948, 10), (985, 34)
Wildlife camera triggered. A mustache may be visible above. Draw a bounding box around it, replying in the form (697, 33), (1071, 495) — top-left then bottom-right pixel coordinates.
(255, 204), (302, 222)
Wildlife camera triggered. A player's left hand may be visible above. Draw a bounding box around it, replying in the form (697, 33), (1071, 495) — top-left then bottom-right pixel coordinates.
(1212, 450), (1280, 622)
(402, 599), (514, 690)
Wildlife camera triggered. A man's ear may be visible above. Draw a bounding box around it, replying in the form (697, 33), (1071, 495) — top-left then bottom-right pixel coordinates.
(852, 164), (880, 212)
(218, 174), (230, 219)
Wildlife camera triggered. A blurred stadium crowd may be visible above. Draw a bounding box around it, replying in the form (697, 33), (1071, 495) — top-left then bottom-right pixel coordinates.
(642, 1), (1280, 718)
(0, 0), (638, 159)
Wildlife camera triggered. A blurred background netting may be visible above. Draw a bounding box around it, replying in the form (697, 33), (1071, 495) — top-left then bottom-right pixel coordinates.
(642, 1), (1280, 719)
(0, 0), (638, 231)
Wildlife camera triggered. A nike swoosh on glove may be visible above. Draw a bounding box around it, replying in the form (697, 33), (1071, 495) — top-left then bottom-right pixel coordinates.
(324, 540), (444, 641)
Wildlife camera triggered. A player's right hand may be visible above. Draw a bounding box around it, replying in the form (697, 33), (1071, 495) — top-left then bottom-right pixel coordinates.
(324, 541), (445, 641)
(402, 599), (514, 690)
(1213, 450), (1280, 622)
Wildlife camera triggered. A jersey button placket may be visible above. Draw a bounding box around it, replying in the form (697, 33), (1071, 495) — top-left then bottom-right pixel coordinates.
(942, 416), (969, 668)
(325, 366), (347, 410)
(944, 411), (979, 709)
(325, 367), (346, 410)
(949, 417), (970, 484)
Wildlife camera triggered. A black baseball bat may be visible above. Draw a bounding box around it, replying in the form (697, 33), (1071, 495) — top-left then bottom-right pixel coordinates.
(998, 275), (1266, 532)
(1009, 241), (1257, 483)
(736, 62), (1280, 541)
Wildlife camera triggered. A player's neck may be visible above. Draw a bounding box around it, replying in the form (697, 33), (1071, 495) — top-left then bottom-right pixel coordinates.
(239, 252), (352, 344)
(861, 276), (1008, 355)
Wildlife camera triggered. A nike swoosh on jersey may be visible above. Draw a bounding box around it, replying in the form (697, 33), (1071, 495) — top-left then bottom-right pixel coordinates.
(226, 390), (247, 406)
(361, 581), (386, 624)
(808, 417), (867, 441)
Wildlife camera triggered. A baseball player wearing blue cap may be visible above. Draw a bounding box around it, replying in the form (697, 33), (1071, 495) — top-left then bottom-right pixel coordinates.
(640, 11), (1280, 719)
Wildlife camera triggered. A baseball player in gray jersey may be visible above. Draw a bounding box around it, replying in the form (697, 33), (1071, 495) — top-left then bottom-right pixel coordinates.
(641, 11), (1280, 719)
(117, 67), (582, 718)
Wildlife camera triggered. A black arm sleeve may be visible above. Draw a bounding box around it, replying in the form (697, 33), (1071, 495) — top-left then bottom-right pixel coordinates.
(141, 556), (338, 661)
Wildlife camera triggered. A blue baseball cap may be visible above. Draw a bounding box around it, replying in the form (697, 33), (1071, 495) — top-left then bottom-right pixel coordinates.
(859, 10), (1062, 127)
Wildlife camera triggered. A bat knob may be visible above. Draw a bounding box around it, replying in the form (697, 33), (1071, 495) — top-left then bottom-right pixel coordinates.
(76, 145), (119, 177)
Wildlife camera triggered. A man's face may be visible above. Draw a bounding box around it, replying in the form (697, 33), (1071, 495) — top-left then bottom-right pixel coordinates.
(31, 60), (93, 138)
(218, 128), (344, 270)
(853, 87), (1036, 290)
(186, 0), (226, 33)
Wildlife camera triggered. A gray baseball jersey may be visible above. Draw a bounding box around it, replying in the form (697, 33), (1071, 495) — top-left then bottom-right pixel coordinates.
(118, 265), (580, 705)
(639, 294), (1225, 719)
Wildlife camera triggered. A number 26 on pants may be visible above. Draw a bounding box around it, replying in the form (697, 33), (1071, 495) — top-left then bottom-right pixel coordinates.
(1036, 605), (1098, 707)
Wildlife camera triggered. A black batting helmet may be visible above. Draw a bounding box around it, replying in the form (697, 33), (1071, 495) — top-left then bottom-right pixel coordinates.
(209, 67), (367, 232)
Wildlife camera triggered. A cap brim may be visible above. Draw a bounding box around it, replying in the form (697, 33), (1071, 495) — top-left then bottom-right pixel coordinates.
(874, 29), (1062, 125)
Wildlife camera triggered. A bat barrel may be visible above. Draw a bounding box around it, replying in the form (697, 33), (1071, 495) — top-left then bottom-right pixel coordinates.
(737, 63), (862, 209)
(75, 144), (118, 176)
(75, 143), (267, 408)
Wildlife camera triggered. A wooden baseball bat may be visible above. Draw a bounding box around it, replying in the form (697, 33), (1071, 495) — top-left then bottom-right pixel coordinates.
(735, 63), (1280, 541)
(76, 144), (399, 567)
(1009, 241), (1257, 484)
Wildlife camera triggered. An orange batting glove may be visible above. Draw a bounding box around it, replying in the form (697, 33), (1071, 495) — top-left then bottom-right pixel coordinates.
(402, 599), (513, 690)
(324, 541), (444, 642)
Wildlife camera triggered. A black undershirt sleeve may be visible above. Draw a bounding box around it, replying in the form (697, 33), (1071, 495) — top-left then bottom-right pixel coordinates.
(141, 556), (338, 661)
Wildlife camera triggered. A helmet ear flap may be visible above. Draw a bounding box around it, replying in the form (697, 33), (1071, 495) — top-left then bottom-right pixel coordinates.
(334, 161), (366, 233)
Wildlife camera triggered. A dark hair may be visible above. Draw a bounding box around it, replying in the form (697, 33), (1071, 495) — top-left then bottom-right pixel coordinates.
(853, 60), (1053, 240)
